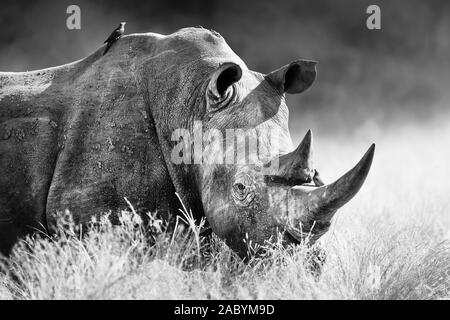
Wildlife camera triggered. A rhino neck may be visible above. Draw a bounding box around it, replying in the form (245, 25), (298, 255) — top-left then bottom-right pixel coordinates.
(44, 33), (214, 224)
(42, 38), (187, 225)
(143, 82), (207, 221)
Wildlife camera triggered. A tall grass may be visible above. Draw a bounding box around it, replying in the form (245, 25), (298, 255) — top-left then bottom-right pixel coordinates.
(0, 121), (449, 300)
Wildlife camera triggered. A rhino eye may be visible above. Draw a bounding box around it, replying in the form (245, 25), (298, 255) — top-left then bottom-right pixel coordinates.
(232, 182), (247, 200)
(232, 179), (256, 207)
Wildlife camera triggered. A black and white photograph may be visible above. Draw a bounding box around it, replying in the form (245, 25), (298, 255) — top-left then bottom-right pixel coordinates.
(0, 0), (449, 305)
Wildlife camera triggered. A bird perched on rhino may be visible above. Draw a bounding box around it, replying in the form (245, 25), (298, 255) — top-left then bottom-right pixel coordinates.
(103, 22), (126, 55)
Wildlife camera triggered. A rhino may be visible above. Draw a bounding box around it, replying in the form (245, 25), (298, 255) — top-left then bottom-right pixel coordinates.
(0, 27), (374, 257)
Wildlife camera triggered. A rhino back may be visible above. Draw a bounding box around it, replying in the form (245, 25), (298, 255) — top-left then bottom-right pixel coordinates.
(0, 35), (178, 248)
(42, 38), (179, 227)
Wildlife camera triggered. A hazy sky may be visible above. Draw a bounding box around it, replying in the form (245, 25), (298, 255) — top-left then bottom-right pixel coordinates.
(1, 0), (449, 135)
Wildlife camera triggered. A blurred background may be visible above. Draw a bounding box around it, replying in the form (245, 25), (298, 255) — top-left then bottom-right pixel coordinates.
(0, 0), (449, 173)
(1, 2), (449, 295)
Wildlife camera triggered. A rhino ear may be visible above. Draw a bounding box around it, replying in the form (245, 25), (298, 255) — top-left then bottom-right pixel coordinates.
(207, 63), (242, 105)
(266, 60), (317, 94)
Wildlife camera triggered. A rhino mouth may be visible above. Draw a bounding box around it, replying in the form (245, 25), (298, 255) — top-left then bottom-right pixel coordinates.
(284, 230), (302, 245)
(284, 218), (332, 245)
(282, 215), (331, 246)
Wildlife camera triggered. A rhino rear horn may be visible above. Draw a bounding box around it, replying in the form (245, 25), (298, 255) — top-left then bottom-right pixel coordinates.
(277, 129), (314, 182)
(266, 60), (317, 94)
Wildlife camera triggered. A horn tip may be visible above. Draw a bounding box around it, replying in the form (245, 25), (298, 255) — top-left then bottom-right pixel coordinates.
(297, 129), (313, 149)
(355, 143), (375, 176)
(367, 143), (376, 158)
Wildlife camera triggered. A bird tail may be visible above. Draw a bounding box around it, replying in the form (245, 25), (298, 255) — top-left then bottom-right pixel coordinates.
(103, 42), (113, 55)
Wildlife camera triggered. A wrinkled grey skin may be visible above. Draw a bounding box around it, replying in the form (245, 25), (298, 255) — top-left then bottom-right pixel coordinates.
(0, 27), (374, 257)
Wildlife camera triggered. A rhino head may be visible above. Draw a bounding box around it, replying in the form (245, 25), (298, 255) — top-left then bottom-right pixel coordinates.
(143, 28), (374, 257)
(193, 61), (374, 256)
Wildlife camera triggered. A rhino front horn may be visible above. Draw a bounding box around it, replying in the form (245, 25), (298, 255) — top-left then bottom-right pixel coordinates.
(291, 144), (375, 221)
